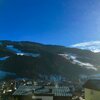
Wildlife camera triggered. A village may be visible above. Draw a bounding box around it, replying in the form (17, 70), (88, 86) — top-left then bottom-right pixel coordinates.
(0, 77), (99, 100)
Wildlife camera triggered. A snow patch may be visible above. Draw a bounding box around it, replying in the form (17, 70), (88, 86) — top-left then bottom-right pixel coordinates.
(17, 53), (40, 57)
(0, 56), (9, 61)
(6, 45), (22, 53)
(6, 45), (40, 57)
(17, 53), (24, 56)
(59, 54), (97, 71)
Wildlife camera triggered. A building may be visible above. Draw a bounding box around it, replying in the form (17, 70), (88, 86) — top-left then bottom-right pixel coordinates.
(6, 86), (72, 100)
(84, 79), (100, 100)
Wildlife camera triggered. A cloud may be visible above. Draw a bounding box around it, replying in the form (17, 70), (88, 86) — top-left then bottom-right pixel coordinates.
(71, 41), (100, 53)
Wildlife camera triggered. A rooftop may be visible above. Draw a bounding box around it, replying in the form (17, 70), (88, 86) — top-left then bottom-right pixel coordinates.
(13, 86), (72, 96)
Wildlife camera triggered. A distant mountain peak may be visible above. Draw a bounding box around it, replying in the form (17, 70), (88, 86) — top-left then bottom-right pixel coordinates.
(71, 41), (100, 53)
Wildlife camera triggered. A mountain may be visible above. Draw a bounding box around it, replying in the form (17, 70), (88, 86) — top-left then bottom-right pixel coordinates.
(71, 41), (100, 53)
(0, 40), (100, 80)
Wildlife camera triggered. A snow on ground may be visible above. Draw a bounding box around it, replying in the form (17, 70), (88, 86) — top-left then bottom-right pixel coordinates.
(6, 45), (40, 57)
(6, 45), (22, 53)
(17, 53), (40, 57)
(0, 56), (9, 61)
(59, 54), (97, 71)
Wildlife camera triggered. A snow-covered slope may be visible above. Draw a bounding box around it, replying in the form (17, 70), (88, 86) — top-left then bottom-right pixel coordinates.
(6, 45), (22, 53)
(59, 54), (97, 71)
(71, 41), (100, 53)
(0, 56), (9, 61)
(6, 45), (40, 57)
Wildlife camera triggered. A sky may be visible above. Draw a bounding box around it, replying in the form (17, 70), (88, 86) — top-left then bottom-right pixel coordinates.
(0, 0), (100, 46)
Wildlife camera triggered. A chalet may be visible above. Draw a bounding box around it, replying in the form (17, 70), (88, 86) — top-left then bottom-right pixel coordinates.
(84, 79), (100, 100)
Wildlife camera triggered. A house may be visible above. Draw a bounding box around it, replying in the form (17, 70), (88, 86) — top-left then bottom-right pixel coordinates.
(84, 79), (100, 100)
(6, 86), (72, 100)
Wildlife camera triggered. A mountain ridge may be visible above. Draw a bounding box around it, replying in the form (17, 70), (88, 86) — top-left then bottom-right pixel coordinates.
(0, 40), (100, 80)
